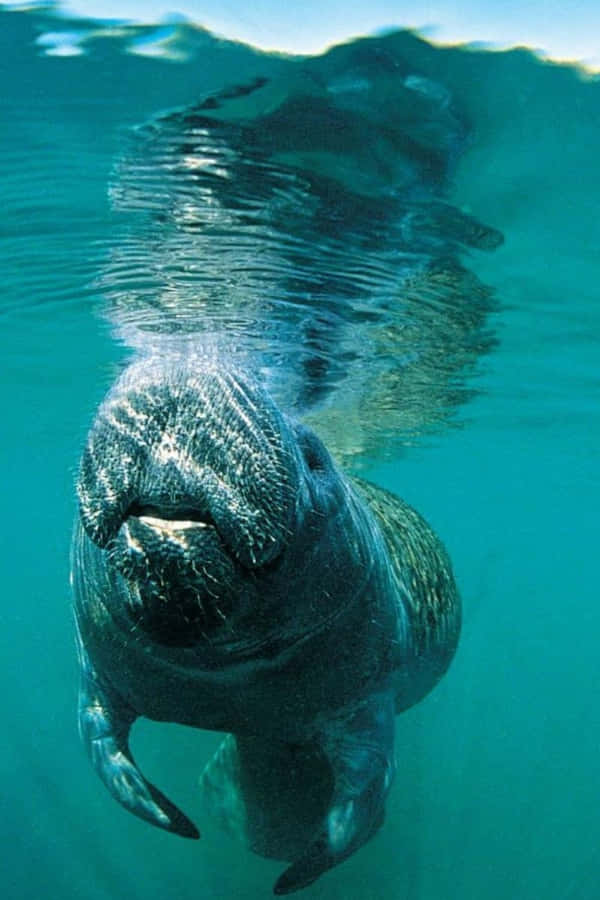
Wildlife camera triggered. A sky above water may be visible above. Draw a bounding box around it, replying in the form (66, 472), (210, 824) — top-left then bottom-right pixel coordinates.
(3, 0), (600, 67)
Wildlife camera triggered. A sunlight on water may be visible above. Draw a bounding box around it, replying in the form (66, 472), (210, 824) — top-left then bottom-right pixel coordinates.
(1, 6), (599, 900)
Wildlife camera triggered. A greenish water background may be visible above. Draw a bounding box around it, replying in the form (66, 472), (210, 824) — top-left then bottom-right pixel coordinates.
(1, 9), (598, 899)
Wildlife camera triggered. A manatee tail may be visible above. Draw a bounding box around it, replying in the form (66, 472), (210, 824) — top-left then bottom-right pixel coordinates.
(75, 622), (199, 839)
(273, 690), (396, 895)
(199, 733), (333, 862)
(199, 692), (395, 894)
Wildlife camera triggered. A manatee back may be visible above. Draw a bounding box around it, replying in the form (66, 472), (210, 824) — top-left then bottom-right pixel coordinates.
(350, 476), (461, 712)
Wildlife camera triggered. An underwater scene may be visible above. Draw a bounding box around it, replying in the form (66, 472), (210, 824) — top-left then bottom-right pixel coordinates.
(1, 5), (598, 899)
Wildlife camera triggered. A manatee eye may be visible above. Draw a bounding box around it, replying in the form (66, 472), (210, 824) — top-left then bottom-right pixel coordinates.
(296, 425), (329, 474)
(305, 445), (324, 473)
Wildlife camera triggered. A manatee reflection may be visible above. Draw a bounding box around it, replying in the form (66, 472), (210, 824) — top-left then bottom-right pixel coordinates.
(100, 35), (502, 464)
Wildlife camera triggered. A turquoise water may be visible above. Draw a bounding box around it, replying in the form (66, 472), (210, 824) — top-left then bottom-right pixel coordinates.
(2, 7), (599, 899)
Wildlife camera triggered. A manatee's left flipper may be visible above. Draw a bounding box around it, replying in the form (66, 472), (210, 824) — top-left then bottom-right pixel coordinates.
(75, 626), (199, 839)
(273, 690), (396, 895)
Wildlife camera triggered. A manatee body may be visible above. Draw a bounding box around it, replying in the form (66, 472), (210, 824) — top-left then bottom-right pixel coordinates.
(72, 353), (460, 894)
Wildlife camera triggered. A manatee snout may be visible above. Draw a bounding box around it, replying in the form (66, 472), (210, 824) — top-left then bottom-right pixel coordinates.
(77, 358), (303, 644)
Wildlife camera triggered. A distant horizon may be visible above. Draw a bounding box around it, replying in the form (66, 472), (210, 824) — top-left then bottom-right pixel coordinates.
(3, 0), (600, 70)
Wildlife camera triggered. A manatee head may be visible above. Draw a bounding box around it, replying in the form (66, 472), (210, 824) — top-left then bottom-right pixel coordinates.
(77, 355), (355, 651)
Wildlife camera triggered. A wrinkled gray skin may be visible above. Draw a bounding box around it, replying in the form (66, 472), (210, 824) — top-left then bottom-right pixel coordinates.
(72, 353), (460, 894)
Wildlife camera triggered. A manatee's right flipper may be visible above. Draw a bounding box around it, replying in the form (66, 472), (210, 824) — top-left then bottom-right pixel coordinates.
(75, 626), (198, 839)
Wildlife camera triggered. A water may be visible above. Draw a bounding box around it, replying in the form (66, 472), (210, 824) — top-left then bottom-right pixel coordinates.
(1, 7), (599, 899)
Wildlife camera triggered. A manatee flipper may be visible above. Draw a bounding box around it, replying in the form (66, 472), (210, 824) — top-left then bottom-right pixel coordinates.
(75, 624), (199, 839)
(274, 690), (396, 895)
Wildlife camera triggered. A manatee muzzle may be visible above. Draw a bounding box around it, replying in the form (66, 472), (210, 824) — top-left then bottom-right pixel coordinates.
(77, 359), (301, 645)
(112, 506), (235, 583)
(109, 509), (239, 645)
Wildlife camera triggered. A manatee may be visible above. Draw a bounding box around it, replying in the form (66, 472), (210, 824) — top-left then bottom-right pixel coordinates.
(72, 353), (460, 893)
(71, 34), (506, 894)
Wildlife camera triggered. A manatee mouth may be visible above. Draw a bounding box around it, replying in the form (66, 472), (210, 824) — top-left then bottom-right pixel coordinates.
(114, 500), (238, 576)
(128, 502), (217, 532)
(117, 499), (280, 572)
(105, 502), (245, 647)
